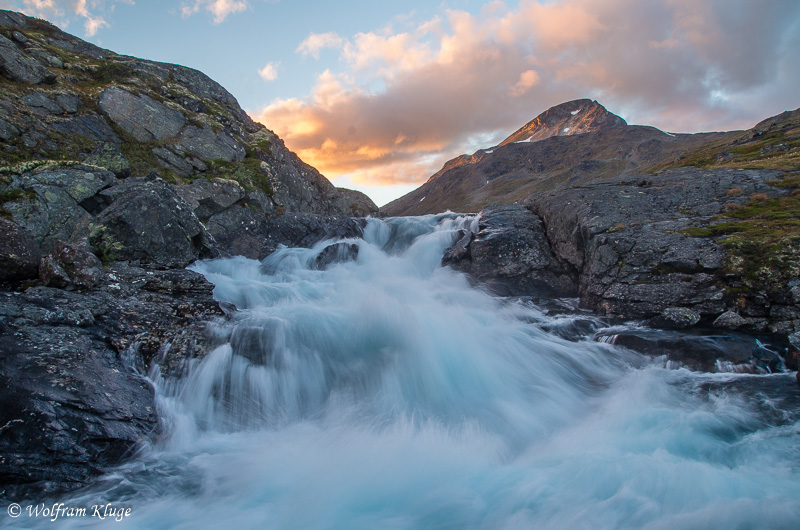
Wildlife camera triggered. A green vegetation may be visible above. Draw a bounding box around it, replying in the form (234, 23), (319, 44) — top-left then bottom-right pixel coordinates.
(659, 111), (800, 172)
(204, 156), (274, 196)
(88, 224), (123, 262)
(682, 191), (800, 290)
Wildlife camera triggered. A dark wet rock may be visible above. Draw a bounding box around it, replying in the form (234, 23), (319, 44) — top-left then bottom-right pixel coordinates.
(713, 310), (748, 330)
(207, 208), (364, 261)
(176, 178), (246, 221)
(0, 219), (40, 281)
(596, 328), (759, 372)
(0, 33), (55, 85)
(313, 242), (359, 270)
(442, 229), (472, 263)
(99, 87), (186, 142)
(0, 264), (225, 501)
(650, 307), (702, 329)
(90, 177), (218, 268)
(443, 203), (575, 297)
(51, 115), (121, 145)
(39, 240), (103, 289)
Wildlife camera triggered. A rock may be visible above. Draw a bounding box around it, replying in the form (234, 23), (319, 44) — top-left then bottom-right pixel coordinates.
(650, 307), (702, 329)
(336, 188), (380, 217)
(207, 207), (364, 261)
(0, 219), (41, 281)
(99, 87), (186, 142)
(52, 115), (121, 144)
(596, 328), (756, 372)
(178, 125), (245, 162)
(0, 33), (56, 84)
(11, 31), (27, 44)
(0, 118), (20, 140)
(91, 177), (218, 268)
(3, 165), (118, 252)
(23, 92), (62, 115)
(713, 310), (748, 330)
(39, 240), (103, 289)
(84, 144), (131, 178)
(0, 264), (225, 500)
(176, 178), (246, 220)
(54, 93), (81, 114)
(443, 203), (575, 297)
(313, 242), (359, 270)
(442, 229), (472, 263)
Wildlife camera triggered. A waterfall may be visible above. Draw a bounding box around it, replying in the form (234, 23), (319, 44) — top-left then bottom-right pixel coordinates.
(57, 214), (800, 529)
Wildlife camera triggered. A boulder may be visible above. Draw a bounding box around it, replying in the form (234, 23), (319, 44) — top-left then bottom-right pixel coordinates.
(313, 242), (359, 270)
(176, 178), (246, 220)
(713, 310), (748, 330)
(0, 219), (40, 281)
(98, 87), (186, 142)
(650, 307), (702, 329)
(337, 188), (380, 217)
(90, 177), (218, 267)
(206, 208), (364, 261)
(0, 33), (55, 85)
(178, 125), (245, 162)
(443, 203), (575, 297)
(84, 144), (131, 178)
(39, 240), (103, 289)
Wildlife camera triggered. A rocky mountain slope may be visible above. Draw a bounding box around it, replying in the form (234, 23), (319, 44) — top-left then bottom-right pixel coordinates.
(0, 10), (377, 220)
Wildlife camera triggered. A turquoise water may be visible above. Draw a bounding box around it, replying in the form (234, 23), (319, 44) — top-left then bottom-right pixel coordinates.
(50, 214), (800, 529)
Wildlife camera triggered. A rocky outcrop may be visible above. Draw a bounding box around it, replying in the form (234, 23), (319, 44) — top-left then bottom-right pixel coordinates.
(0, 9), (377, 219)
(443, 203), (574, 296)
(0, 265), (225, 500)
(527, 167), (796, 331)
(444, 167), (800, 338)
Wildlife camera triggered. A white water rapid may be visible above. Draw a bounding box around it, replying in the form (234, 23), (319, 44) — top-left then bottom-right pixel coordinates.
(56, 214), (800, 528)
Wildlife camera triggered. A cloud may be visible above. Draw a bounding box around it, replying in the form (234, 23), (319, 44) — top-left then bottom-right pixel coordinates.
(258, 61), (279, 81)
(11, 0), (132, 36)
(297, 32), (344, 59)
(181, 0), (247, 24)
(254, 0), (800, 188)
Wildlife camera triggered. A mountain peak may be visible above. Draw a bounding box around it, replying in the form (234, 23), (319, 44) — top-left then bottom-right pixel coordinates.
(499, 99), (626, 146)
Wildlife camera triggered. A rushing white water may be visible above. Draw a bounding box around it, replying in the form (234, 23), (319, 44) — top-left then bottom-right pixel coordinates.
(54, 214), (800, 528)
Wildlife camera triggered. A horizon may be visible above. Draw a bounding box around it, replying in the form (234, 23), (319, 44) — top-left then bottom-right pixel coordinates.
(2, 0), (798, 206)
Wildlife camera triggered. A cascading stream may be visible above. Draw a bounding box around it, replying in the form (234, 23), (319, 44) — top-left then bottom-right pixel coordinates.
(54, 214), (799, 529)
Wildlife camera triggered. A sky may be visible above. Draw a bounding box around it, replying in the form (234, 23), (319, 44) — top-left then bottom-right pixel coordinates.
(3, 1), (799, 206)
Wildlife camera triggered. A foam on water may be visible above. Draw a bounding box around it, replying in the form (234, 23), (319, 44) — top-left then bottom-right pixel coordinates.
(52, 214), (800, 529)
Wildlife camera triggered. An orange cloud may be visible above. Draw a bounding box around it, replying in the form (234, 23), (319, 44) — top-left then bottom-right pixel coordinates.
(253, 0), (800, 190)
